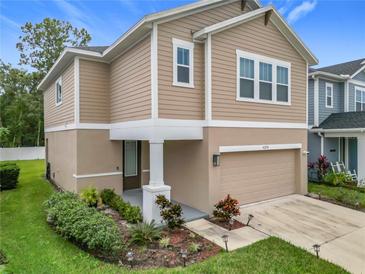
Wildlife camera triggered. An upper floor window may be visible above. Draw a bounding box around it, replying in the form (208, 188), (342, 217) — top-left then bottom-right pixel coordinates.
(55, 77), (62, 106)
(172, 38), (194, 88)
(325, 82), (333, 108)
(355, 87), (365, 111)
(236, 49), (291, 105)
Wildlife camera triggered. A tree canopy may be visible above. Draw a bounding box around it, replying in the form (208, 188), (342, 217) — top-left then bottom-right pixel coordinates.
(0, 18), (91, 147)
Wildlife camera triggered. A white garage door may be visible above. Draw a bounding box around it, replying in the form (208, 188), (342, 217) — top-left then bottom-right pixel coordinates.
(220, 149), (296, 205)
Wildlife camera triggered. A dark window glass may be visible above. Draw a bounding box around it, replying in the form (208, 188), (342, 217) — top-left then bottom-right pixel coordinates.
(177, 66), (189, 83)
(240, 79), (254, 98)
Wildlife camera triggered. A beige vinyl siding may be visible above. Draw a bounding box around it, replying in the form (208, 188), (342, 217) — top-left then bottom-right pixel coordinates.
(110, 36), (151, 122)
(79, 60), (110, 123)
(220, 150), (296, 205)
(158, 0), (250, 120)
(44, 63), (74, 128)
(211, 15), (307, 123)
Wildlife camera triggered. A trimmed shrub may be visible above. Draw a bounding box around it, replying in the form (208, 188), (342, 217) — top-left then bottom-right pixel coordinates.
(80, 187), (101, 207)
(44, 192), (123, 255)
(323, 171), (353, 186)
(0, 162), (20, 190)
(213, 194), (240, 222)
(100, 189), (142, 223)
(129, 220), (161, 246)
(155, 195), (184, 229)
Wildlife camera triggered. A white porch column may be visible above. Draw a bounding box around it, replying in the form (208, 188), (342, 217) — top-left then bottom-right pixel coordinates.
(142, 140), (171, 223)
(358, 136), (365, 181)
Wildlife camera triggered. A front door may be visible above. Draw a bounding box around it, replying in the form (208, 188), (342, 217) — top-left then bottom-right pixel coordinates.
(123, 140), (141, 190)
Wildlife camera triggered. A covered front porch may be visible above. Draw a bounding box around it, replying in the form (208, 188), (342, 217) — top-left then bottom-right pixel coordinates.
(122, 188), (208, 222)
(310, 112), (365, 181)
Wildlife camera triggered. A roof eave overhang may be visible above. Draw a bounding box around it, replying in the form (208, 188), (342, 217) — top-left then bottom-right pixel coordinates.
(308, 71), (348, 81)
(310, 128), (365, 133)
(351, 64), (365, 79)
(193, 5), (318, 65)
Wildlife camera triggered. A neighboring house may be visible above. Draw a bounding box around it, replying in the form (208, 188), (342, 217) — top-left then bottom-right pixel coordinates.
(38, 0), (318, 222)
(308, 58), (365, 181)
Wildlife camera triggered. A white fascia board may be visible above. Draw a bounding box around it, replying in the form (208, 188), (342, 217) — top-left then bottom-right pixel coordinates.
(219, 143), (302, 153)
(193, 6), (317, 65)
(350, 65), (365, 79)
(193, 6), (272, 39)
(309, 71), (347, 81)
(348, 79), (365, 87)
(310, 128), (365, 133)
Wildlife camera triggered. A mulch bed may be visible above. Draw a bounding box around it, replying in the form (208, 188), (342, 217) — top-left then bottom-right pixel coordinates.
(209, 217), (245, 230)
(97, 207), (221, 269)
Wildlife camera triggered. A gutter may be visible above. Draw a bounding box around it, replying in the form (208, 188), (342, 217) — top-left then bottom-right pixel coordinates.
(310, 128), (365, 133)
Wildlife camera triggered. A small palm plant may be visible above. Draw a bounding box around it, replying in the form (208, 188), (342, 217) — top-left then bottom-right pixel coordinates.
(129, 220), (161, 246)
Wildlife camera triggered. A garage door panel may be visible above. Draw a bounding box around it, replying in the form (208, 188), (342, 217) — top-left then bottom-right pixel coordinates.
(220, 150), (296, 205)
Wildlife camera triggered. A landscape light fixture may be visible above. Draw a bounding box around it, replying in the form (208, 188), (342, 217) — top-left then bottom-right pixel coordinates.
(213, 154), (220, 167)
(318, 192), (321, 200)
(313, 244), (320, 258)
(126, 251), (134, 268)
(180, 248), (188, 267)
(222, 234), (229, 252)
(246, 214), (254, 226)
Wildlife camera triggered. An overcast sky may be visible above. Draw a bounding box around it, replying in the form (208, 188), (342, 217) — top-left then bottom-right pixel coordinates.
(1, 0), (364, 69)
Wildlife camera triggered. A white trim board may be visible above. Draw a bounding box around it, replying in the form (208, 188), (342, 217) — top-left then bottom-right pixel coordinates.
(73, 171), (123, 179)
(219, 143), (302, 153)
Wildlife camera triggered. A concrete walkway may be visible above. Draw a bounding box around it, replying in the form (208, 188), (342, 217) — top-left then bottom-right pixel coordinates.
(185, 219), (268, 251)
(238, 194), (365, 274)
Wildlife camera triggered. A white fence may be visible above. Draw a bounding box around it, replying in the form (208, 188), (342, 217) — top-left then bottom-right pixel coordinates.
(0, 147), (45, 161)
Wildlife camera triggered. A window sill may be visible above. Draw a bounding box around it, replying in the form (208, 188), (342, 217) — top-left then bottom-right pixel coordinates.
(55, 102), (63, 107)
(325, 105), (334, 109)
(172, 82), (195, 89)
(236, 97), (291, 106)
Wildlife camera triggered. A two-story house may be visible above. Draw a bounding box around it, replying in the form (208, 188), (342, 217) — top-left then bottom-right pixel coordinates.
(308, 58), (365, 181)
(38, 0), (318, 222)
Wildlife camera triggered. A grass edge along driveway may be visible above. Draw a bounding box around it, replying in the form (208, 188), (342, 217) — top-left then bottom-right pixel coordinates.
(0, 160), (349, 274)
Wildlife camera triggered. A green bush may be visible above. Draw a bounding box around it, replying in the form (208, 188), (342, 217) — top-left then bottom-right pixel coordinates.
(188, 242), (201, 254)
(44, 192), (123, 255)
(0, 162), (20, 190)
(100, 189), (142, 223)
(129, 220), (161, 246)
(155, 195), (184, 229)
(80, 187), (100, 207)
(323, 171), (353, 186)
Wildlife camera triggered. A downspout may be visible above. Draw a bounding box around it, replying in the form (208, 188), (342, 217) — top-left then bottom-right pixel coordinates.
(318, 132), (324, 156)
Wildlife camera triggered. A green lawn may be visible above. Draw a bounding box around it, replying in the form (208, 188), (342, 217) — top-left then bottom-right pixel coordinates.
(308, 182), (365, 209)
(0, 160), (348, 274)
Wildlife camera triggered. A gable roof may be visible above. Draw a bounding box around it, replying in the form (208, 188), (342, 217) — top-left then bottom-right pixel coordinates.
(39, 0), (261, 90)
(318, 112), (365, 130)
(315, 58), (365, 77)
(193, 6), (318, 65)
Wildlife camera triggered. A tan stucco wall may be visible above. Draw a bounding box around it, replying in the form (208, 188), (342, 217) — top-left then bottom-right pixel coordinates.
(164, 140), (210, 213)
(206, 127), (308, 210)
(211, 15), (307, 123)
(45, 130), (77, 192)
(158, 0), (251, 120)
(79, 59), (110, 123)
(44, 62), (74, 128)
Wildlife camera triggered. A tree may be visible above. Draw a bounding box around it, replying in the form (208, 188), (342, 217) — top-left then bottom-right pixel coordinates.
(16, 18), (91, 75)
(0, 61), (42, 147)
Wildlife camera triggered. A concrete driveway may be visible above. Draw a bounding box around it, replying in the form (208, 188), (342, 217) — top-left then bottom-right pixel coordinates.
(238, 194), (365, 274)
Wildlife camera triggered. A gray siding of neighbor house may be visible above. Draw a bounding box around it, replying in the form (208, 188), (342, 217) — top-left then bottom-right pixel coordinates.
(348, 82), (365, 111)
(308, 79), (314, 125)
(318, 79), (344, 124)
(308, 132), (321, 163)
(353, 70), (365, 81)
(324, 137), (339, 163)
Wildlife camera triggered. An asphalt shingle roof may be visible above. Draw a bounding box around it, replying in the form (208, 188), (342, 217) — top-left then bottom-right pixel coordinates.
(314, 58), (365, 76)
(71, 46), (108, 54)
(319, 112), (365, 129)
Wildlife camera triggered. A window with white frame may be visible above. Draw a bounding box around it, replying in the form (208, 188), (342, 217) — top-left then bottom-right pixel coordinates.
(355, 87), (365, 111)
(325, 82), (333, 108)
(236, 50), (291, 105)
(55, 77), (62, 106)
(172, 38), (194, 88)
